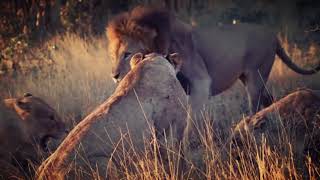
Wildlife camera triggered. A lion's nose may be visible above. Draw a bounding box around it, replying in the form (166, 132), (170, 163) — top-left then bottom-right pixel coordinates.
(112, 73), (120, 79)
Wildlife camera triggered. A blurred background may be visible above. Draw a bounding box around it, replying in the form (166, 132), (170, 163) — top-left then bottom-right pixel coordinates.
(1, 0), (320, 52)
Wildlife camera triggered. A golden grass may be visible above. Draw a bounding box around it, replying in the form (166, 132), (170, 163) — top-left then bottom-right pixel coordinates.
(1, 33), (320, 179)
(0, 33), (115, 124)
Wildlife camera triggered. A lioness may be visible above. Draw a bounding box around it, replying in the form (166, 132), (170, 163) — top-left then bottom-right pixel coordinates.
(37, 53), (188, 179)
(0, 93), (66, 179)
(231, 89), (320, 173)
(106, 6), (320, 115)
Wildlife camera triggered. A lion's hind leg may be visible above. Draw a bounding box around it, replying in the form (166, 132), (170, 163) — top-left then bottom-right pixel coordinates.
(243, 64), (274, 115)
(261, 90), (274, 108)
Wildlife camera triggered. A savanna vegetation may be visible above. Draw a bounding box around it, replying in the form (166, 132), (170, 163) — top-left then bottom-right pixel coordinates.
(0, 0), (320, 179)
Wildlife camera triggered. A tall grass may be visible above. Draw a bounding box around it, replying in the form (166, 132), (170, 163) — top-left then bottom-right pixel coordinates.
(57, 115), (320, 179)
(0, 33), (115, 124)
(1, 33), (320, 179)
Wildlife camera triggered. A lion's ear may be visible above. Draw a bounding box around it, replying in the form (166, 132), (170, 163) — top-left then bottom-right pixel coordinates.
(168, 53), (182, 72)
(137, 26), (157, 47)
(146, 26), (169, 54)
(142, 27), (157, 40)
(130, 53), (144, 68)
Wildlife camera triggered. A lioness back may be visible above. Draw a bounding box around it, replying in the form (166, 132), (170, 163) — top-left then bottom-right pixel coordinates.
(36, 54), (188, 179)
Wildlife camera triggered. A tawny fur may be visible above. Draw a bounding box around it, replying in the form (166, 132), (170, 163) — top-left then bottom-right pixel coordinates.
(36, 58), (149, 179)
(232, 89), (320, 171)
(36, 54), (187, 179)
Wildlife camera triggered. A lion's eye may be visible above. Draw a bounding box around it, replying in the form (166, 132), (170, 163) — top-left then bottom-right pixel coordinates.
(123, 52), (131, 60)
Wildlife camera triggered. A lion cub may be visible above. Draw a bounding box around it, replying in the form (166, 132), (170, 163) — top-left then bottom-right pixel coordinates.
(0, 93), (66, 178)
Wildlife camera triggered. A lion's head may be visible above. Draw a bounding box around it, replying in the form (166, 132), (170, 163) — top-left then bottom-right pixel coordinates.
(106, 6), (171, 82)
(3, 93), (66, 151)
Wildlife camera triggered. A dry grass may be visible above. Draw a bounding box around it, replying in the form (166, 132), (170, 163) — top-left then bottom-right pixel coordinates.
(1, 33), (320, 179)
(0, 33), (115, 125)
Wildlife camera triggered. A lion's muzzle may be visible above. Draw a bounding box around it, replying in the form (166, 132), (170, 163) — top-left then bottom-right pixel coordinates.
(111, 73), (121, 83)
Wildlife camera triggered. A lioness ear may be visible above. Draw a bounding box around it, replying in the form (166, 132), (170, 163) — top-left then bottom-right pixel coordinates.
(130, 53), (144, 68)
(4, 98), (31, 121)
(168, 53), (182, 72)
(3, 98), (15, 109)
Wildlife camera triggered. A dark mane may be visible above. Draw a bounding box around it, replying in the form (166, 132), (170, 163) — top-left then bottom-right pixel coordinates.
(106, 6), (171, 53)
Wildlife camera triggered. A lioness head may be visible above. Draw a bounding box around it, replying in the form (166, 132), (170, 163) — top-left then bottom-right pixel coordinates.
(3, 93), (66, 151)
(130, 52), (182, 74)
(106, 6), (171, 82)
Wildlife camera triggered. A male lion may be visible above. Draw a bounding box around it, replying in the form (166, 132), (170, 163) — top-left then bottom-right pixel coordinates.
(106, 6), (320, 115)
(0, 93), (66, 179)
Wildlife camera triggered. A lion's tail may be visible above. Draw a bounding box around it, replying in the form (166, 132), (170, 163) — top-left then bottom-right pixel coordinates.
(276, 38), (320, 75)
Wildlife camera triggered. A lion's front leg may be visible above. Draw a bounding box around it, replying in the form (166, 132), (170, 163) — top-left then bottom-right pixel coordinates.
(179, 50), (212, 119)
(189, 78), (211, 113)
(184, 53), (212, 118)
(182, 53), (211, 168)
